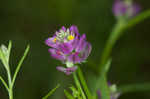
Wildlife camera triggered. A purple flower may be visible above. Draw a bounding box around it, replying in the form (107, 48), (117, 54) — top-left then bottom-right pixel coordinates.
(56, 66), (78, 75)
(97, 83), (121, 99)
(45, 25), (92, 75)
(112, 0), (140, 18)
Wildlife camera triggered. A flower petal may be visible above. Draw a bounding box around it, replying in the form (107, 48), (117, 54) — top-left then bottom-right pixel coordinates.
(56, 66), (77, 75)
(70, 25), (79, 36)
(75, 34), (87, 52)
(48, 48), (65, 61)
(80, 42), (92, 60)
(56, 66), (66, 72)
(58, 42), (73, 54)
(45, 37), (58, 48)
(61, 26), (67, 32)
(65, 66), (78, 75)
(68, 52), (81, 63)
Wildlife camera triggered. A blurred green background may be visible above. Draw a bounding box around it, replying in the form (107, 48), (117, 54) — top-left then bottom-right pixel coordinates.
(0, 0), (150, 99)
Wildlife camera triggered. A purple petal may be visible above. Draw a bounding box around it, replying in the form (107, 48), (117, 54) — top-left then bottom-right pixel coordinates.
(56, 66), (66, 72)
(132, 3), (141, 16)
(56, 66), (77, 75)
(97, 90), (101, 99)
(75, 34), (87, 52)
(58, 42), (73, 54)
(112, 0), (140, 17)
(65, 66), (78, 75)
(45, 37), (58, 48)
(80, 42), (92, 60)
(112, 0), (128, 16)
(70, 25), (79, 36)
(48, 48), (65, 61)
(68, 52), (81, 63)
(71, 35), (80, 49)
(61, 26), (67, 32)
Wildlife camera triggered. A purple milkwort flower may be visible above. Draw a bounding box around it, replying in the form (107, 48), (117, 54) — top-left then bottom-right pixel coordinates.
(97, 83), (121, 99)
(112, 0), (140, 18)
(45, 25), (92, 75)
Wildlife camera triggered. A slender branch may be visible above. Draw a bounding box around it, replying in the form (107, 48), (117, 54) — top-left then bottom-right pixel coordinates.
(118, 83), (150, 94)
(0, 76), (9, 92)
(125, 10), (150, 29)
(11, 45), (30, 87)
(73, 72), (86, 99)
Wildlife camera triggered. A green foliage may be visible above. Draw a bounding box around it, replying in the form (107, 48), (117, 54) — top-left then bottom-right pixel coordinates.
(42, 84), (60, 99)
(0, 41), (30, 99)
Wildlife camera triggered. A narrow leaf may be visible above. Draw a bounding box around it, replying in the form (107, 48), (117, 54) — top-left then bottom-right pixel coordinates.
(77, 67), (92, 99)
(11, 45), (30, 87)
(0, 76), (9, 92)
(42, 84), (60, 99)
(7, 41), (12, 62)
(64, 89), (75, 99)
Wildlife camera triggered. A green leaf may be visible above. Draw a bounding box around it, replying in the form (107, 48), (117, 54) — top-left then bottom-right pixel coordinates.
(11, 45), (30, 87)
(7, 41), (12, 62)
(64, 89), (75, 99)
(70, 86), (81, 98)
(42, 84), (60, 99)
(0, 76), (9, 92)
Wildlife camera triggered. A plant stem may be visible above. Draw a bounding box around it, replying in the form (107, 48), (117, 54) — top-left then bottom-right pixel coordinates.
(73, 72), (86, 99)
(98, 19), (125, 73)
(9, 88), (13, 99)
(7, 67), (13, 99)
(77, 67), (92, 99)
(118, 83), (150, 94)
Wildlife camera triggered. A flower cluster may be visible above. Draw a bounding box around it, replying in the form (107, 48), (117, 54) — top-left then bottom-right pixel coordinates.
(112, 0), (140, 18)
(45, 25), (92, 75)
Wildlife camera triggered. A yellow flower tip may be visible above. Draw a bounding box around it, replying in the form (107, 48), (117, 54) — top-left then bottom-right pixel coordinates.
(53, 38), (57, 43)
(68, 35), (74, 40)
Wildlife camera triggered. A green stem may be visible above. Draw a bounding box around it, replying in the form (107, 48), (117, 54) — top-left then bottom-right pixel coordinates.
(9, 88), (13, 99)
(99, 9), (150, 73)
(73, 72), (86, 99)
(97, 74), (110, 99)
(77, 67), (93, 99)
(118, 83), (150, 94)
(7, 67), (13, 99)
(98, 19), (125, 73)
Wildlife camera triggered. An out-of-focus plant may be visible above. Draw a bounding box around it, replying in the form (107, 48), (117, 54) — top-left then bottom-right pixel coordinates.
(45, 0), (150, 99)
(44, 0), (150, 98)
(0, 41), (30, 99)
